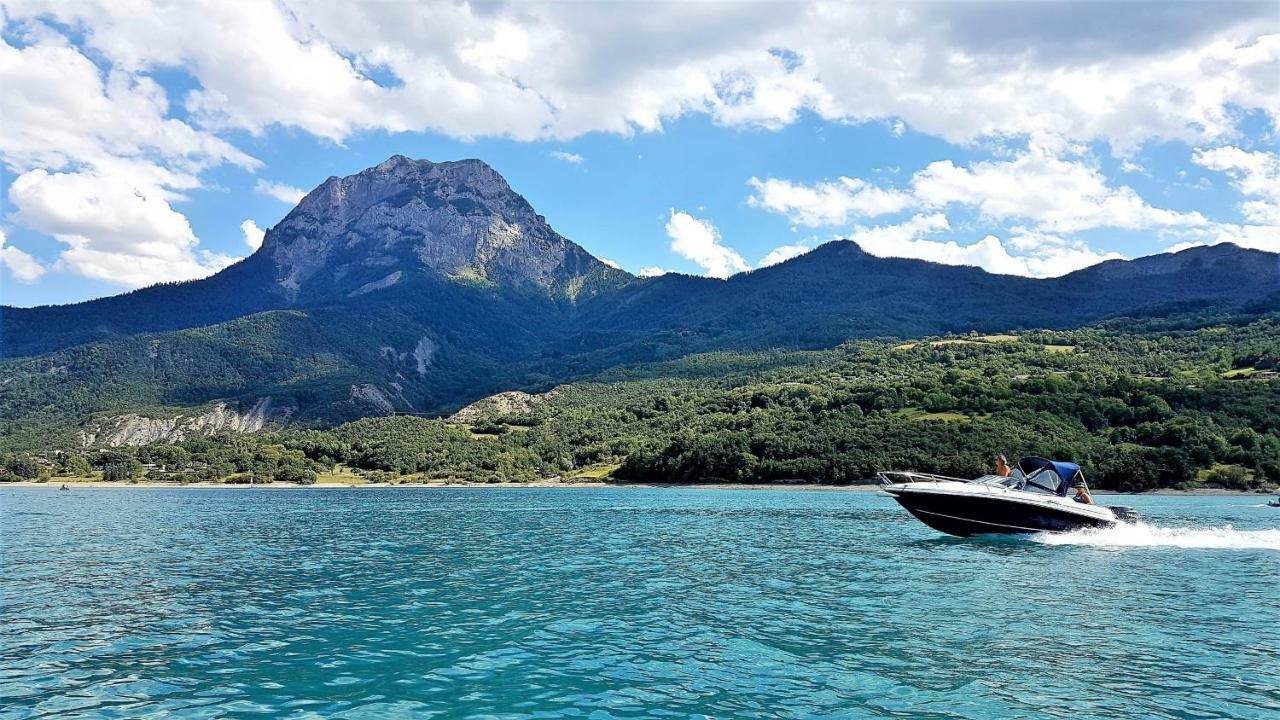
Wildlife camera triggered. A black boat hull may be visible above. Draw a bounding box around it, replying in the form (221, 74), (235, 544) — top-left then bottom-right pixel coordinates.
(887, 489), (1115, 536)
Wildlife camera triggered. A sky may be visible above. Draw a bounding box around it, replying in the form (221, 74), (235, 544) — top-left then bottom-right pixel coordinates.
(0, 1), (1277, 308)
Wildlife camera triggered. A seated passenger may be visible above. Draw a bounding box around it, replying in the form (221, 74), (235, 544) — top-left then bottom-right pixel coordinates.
(1072, 481), (1094, 505)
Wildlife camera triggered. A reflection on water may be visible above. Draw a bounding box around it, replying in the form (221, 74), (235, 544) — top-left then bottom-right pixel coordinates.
(1, 488), (1277, 719)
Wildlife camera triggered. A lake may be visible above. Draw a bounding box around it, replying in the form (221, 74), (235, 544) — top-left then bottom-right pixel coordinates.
(2, 487), (1277, 719)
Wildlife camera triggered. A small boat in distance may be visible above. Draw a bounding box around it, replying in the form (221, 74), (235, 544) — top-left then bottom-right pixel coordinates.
(879, 457), (1138, 537)
(1267, 497), (1280, 508)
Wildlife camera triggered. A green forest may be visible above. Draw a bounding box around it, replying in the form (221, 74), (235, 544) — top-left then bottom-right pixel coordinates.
(5, 314), (1279, 492)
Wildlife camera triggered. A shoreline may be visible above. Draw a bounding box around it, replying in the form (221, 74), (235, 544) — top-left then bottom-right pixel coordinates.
(2, 480), (1272, 496)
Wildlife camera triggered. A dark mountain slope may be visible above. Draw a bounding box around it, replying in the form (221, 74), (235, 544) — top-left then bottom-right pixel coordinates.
(567, 240), (1280, 356)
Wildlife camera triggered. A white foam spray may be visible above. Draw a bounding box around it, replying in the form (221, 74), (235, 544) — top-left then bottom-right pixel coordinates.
(1031, 522), (1280, 550)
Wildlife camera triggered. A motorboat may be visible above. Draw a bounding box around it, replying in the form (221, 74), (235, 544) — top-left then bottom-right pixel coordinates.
(879, 457), (1138, 537)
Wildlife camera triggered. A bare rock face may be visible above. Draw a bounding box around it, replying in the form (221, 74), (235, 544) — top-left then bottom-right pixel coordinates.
(449, 388), (560, 423)
(349, 384), (397, 414)
(80, 398), (295, 447)
(263, 156), (619, 301)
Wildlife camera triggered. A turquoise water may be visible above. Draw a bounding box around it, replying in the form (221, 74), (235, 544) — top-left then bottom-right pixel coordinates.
(2, 488), (1277, 719)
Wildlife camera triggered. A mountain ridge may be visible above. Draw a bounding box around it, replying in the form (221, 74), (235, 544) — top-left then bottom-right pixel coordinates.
(2, 155), (1278, 448)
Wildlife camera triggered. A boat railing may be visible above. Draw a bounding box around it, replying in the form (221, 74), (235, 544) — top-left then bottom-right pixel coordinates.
(876, 470), (972, 486)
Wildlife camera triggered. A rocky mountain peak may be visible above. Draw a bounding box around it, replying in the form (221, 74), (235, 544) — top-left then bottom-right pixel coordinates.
(261, 156), (621, 301)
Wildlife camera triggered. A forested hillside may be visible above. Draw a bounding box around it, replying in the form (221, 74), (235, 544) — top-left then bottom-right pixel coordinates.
(8, 315), (1278, 491)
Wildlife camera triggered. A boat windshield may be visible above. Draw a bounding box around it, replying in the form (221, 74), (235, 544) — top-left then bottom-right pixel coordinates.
(1023, 467), (1063, 495)
(975, 473), (1024, 489)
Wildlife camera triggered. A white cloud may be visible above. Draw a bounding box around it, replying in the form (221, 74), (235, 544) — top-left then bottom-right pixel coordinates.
(1192, 146), (1280, 224)
(5, 2), (1273, 151)
(1176, 145), (1280, 252)
(911, 137), (1207, 233)
(598, 257), (620, 269)
(664, 210), (749, 279)
(1119, 159), (1147, 175)
(7, 169), (235, 287)
(747, 176), (912, 227)
(254, 179), (307, 205)
(0, 229), (47, 282)
(757, 243), (811, 268)
(749, 139), (1205, 235)
(1166, 241), (1206, 253)
(0, 34), (257, 175)
(0, 33), (257, 289)
(844, 213), (1124, 278)
(638, 266), (670, 278)
(550, 150), (585, 165)
(240, 219), (266, 251)
(0, 3), (1276, 292)
(1168, 222), (1280, 254)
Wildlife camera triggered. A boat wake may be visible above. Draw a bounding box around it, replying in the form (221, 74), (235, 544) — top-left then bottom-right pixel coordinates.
(1031, 522), (1280, 550)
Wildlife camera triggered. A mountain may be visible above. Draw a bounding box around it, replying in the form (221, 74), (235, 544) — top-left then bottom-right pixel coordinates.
(261, 155), (622, 302)
(2, 155), (1278, 449)
(1, 156), (624, 358)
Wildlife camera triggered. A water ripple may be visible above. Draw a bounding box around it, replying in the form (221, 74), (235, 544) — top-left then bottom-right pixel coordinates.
(2, 488), (1277, 719)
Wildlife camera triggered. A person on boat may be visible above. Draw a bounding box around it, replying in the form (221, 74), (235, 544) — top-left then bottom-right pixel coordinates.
(1072, 479), (1094, 504)
(995, 455), (1012, 477)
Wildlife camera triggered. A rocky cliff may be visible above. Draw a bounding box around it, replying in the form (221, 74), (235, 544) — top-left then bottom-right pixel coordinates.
(79, 398), (295, 447)
(263, 155), (624, 302)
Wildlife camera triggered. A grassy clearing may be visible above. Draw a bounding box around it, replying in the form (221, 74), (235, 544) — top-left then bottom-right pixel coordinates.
(894, 408), (970, 423)
(1222, 367), (1256, 379)
(49, 471), (104, 482)
(569, 463), (622, 480)
(893, 339), (988, 351)
(977, 334), (1019, 342)
(1043, 344), (1076, 353)
(912, 411), (969, 422)
(315, 465), (368, 484)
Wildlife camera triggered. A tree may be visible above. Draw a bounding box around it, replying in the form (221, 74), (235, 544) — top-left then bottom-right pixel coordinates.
(61, 453), (92, 477)
(103, 462), (134, 482)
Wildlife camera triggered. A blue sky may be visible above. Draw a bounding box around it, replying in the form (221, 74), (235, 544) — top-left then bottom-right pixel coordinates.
(1, 1), (1277, 307)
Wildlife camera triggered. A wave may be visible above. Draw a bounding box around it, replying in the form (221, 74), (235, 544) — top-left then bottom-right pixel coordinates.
(1031, 522), (1280, 550)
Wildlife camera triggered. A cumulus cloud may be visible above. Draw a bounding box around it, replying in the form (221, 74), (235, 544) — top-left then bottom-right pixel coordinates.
(7, 169), (235, 287)
(0, 2), (1276, 290)
(0, 33), (257, 288)
(5, 2), (1274, 150)
(0, 34), (257, 174)
(747, 176), (912, 227)
(598, 257), (620, 269)
(0, 229), (47, 282)
(911, 138), (1207, 233)
(1193, 146), (1280, 224)
(749, 139), (1207, 236)
(1167, 145), (1280, 252)
(240, 219), (266, 251)
(550, 151), (585, 165)
(757, 243), (811, 268)
(638, 266), (670, 278)
(843, 213), (1124, 278)
(745, 137), (1217, 276)
(664, 210), (750, 279)
(254, 180), (307, 205)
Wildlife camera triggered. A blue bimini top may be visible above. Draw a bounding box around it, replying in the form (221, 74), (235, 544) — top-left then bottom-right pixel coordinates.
(1018, 457), (1085, 496)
